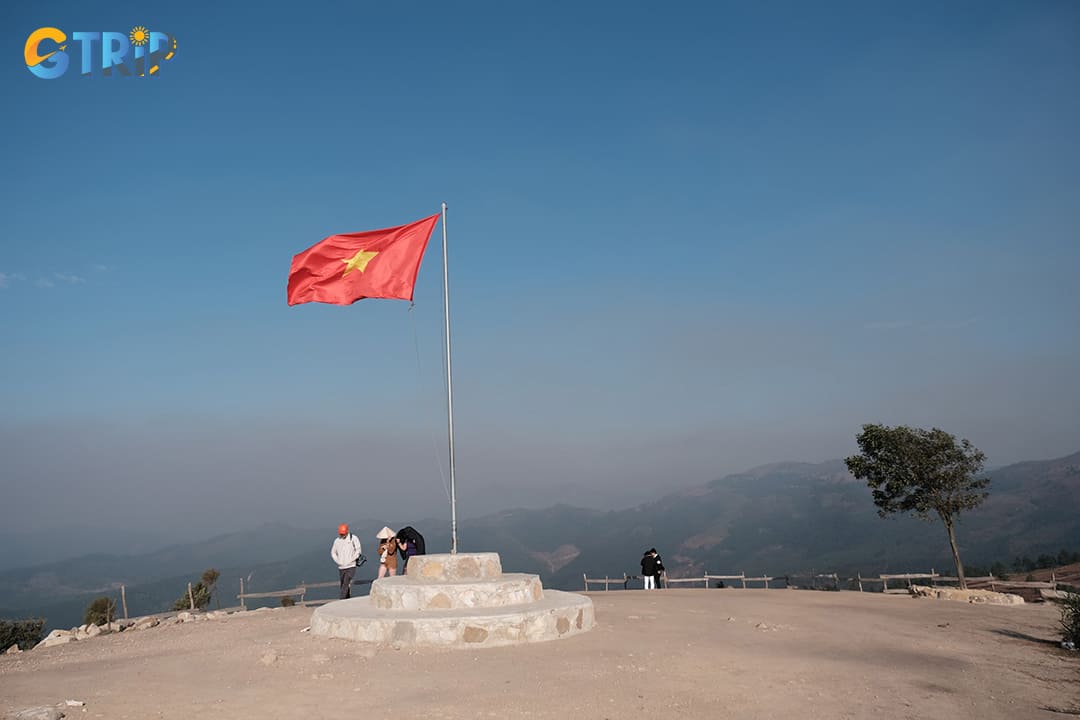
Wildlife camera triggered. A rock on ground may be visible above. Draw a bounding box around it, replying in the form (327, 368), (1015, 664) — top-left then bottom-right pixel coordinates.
(910, 585), (1025, 605)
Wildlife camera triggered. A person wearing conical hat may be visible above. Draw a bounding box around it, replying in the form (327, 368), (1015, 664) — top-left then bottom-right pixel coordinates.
(376, 526), (399, 579)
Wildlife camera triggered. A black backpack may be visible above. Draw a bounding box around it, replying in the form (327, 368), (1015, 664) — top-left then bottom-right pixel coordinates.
(397, 526), (426, 555)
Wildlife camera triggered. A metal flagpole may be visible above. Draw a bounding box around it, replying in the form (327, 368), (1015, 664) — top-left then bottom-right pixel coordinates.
(440, 202), (458, 554)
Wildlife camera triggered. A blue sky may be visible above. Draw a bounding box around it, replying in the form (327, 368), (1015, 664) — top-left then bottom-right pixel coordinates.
(2, 1), (1078, 541)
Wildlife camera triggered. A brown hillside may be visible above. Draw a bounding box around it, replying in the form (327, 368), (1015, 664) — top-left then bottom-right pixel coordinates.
(1029, 562), (1080, 587)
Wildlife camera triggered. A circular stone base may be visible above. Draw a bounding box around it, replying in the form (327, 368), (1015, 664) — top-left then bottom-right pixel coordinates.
(311, 590), (594, 648)
(369, 573), (544, 610)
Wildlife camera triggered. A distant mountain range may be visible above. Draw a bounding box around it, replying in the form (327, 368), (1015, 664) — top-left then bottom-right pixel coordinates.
(3, 450), (1078, 631)
(470, 450), (1080, 589)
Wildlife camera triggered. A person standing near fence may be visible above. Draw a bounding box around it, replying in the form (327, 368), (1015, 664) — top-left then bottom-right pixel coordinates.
(331, 523), (362, 599)
(641, 549), (659, 589)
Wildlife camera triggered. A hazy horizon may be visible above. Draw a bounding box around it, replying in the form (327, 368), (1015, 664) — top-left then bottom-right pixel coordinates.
(4, 2), (1079, 543)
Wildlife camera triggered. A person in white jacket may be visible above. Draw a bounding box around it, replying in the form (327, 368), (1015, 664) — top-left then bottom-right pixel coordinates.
(331, 523), (362, 599)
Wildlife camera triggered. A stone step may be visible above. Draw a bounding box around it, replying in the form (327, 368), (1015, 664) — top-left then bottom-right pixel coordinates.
(405, 553), (502, 581)
(311, 590), (594, 649)
(370, 573), (543, 611)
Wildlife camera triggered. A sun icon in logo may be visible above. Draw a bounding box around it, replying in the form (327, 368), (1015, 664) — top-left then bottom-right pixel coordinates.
(129, 26), (149, 46)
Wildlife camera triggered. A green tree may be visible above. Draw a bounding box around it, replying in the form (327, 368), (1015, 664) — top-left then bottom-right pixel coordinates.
(83, 596), (117, 626)
(1015, 555), (1035, 573)
(845, 424), (989, 589)
(172, 568), (221, 611)
(1061, 592), (1080, 646)
(0, 618), (46, 652)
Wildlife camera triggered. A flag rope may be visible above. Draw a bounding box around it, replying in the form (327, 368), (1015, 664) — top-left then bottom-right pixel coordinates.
(408, 302), (452, 505)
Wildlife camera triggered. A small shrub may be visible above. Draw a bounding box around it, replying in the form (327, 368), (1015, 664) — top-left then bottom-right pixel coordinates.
(1061, 592), (1080, 646)
(0, 618), (46, 651)
(83, 596), (117, 626)
(280, 596), (296, 608)
(172, 568), (221, 611)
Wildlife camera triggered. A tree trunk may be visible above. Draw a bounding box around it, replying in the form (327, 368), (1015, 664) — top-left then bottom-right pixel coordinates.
(942, 515), (967, 590)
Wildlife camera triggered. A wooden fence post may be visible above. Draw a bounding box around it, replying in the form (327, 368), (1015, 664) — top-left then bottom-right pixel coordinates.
(857, 573), (863, 592)
(741, 572), (746, 590)
(188, 583), (195, 611)
(121, 585), (129, 619)
(583, 573), (587, 591)
(240, 578), (245, 610)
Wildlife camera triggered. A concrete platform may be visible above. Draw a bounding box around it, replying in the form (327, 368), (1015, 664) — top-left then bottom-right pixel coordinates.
(405, 552), (502, 581)
(310, 589), (594, 648)
(311, 552), (595, 649)
(369, 573), (543, 610)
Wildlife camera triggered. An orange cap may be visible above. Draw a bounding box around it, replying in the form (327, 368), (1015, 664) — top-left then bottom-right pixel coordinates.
(338, 523), (348, 535)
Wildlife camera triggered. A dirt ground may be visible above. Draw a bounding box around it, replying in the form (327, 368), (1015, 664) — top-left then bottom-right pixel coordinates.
(2, 589), (1077, 719)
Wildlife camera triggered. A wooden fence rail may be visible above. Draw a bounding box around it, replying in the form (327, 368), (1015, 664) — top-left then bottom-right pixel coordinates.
(583, 574), (631, 591)
(879, 572), (938, 594)
(582, 570), (1052, 594)
(585, 572), (777, 590)
(985, 580), (1057, 589)
(662, 576), (709, 588)
(871, 571), (1053, 594)
(707, 573), (747, 588)
(248, 570), (1064, 605)
(238, 578), (373, 609)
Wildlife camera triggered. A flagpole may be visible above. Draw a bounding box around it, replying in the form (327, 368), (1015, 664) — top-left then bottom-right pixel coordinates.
(441, 202), (459, 554)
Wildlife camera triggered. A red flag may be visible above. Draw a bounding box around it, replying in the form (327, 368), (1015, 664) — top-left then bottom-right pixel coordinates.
(287, 213), (440, 306)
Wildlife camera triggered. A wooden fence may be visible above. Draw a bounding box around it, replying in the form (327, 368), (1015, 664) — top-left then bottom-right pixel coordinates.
(583, 570), (1061, 594)
(582, 574), (634, 591)
(239, 570), (1066, 606)
(237, 577), (373, 609)
(664, 573), (779, 588)
(870, 571), (1060, 594)
(585, 572), (778, 591)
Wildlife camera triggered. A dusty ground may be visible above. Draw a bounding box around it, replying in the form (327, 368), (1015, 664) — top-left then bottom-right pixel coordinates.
(2, 589), (1077, 719)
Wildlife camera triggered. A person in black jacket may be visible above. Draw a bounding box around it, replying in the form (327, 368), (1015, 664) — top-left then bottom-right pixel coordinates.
(652, 548), (665, 589)
(396, 526), (426, 573)
(640, 549), (659, 589)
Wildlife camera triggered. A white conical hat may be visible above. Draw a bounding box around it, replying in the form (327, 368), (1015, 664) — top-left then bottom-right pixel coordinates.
(375, 526), (396, 539)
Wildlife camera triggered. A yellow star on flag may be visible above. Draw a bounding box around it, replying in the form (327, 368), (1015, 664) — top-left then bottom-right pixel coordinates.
(342, 249), (378, 276)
